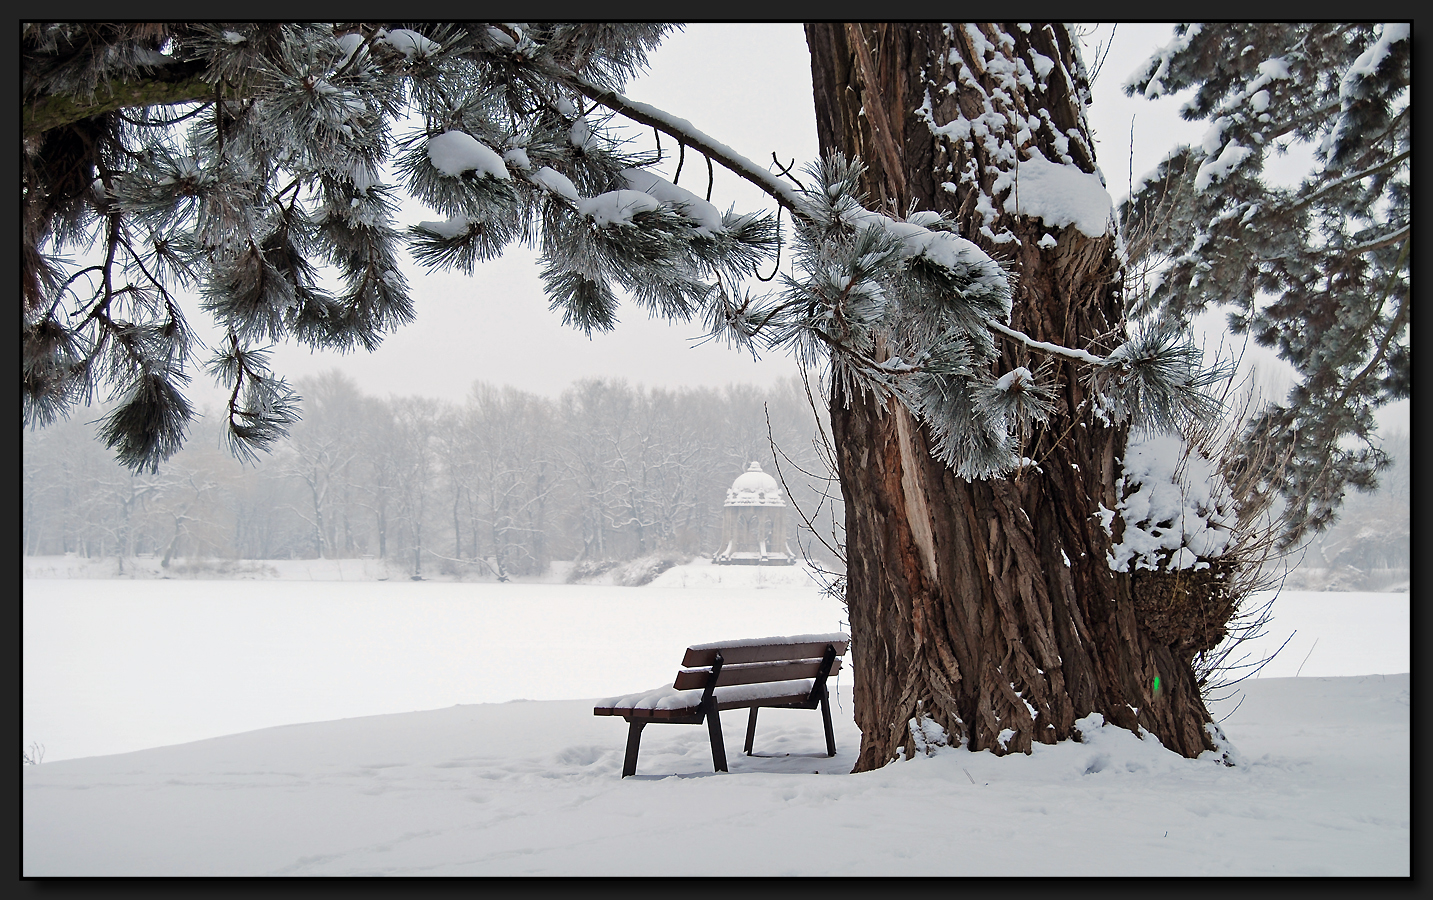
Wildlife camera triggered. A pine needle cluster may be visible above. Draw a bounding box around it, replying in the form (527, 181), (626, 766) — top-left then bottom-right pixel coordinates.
(24, 22), (1223, 485)
(23, 22), (757, 472)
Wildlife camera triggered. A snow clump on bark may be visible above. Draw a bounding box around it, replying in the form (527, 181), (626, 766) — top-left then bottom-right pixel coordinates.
(1105, 434), (1235, 573)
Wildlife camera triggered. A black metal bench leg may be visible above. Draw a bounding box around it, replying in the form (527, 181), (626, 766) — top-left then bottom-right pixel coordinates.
(706, 707), (728, 772)
(821, 687), (836, 756)
(744, 707), (759, 755)
(622, 719), (646, 777)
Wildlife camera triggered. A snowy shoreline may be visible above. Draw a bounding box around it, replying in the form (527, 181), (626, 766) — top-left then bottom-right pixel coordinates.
(20, 553), (833, 588)
(23, 563), (1409, 875)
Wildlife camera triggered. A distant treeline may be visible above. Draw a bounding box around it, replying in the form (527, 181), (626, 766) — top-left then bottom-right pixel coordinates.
(23, 372), (845, 577)
(22, 371), (1407, 589)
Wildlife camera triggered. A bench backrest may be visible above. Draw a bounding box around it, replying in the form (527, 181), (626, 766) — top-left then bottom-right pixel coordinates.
(673, 633), (848, 691)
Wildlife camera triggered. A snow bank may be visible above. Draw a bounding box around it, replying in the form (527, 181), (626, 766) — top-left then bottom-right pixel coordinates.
(25, 573), (1407, 771)
(23, 571), (1408, 875)
(22, 674), (1409, 875)
(645, 558), (832, 590)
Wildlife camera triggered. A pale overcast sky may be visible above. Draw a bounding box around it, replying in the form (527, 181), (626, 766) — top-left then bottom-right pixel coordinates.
(171, 24), (1178, 410)
(169, 23), (1405, 432)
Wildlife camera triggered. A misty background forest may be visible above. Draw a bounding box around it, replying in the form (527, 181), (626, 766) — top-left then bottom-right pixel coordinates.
(23, 371), (1405, 592)
(23, 374), (849, 580)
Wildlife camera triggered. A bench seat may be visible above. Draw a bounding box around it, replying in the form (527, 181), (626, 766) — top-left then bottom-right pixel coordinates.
(594, 678), (819, 719)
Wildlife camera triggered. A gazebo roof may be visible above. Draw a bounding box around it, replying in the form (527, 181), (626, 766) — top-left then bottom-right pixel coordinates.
(725, 462), (785, 507)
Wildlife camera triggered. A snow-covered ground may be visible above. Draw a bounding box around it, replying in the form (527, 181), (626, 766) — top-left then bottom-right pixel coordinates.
(23, 559), (1409, 876)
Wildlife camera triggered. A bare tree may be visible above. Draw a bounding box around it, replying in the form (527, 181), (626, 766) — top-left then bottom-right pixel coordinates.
(386, 396), (444, 578)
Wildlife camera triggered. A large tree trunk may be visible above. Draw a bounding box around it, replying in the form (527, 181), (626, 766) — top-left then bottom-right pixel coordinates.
(805, 22), (1220, 770)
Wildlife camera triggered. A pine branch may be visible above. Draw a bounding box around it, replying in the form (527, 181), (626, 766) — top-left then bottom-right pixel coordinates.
(1287, 149), (1409, 214)
(23, 63), (236, 137)
(559, 71), (808, 218)
(988, 321), (1107, 366)
(1243, 100), (1342, 150)
(1330, 237), (1409, 413)
(1344, 225), (1410, 256)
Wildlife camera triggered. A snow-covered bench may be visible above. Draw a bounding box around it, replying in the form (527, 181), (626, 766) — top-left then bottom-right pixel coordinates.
(593, 633), (849, 777)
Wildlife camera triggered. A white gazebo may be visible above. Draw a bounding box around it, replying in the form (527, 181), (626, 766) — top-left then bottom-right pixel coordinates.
(714, 462), (796, 565)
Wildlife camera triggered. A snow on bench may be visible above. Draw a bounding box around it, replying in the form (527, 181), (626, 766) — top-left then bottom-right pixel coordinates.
(594, 633), (849, 777)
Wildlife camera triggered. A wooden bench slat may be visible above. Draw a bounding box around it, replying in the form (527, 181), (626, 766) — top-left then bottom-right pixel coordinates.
(715, 694), (812, 712)
(594, 683), (700, 716)
(671, 657), (843, 691)
(593, 706), (705, 722)
(681, 637), (850, 667)
(595, 678), (827, 717)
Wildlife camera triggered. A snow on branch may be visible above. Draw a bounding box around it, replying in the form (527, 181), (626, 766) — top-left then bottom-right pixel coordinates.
(23, 22), (1225, 481)
(537, 70), (1220, 475)
(554, 66), (1145, 400)
(989, 321), (1107, 366)
(561, 72), (809, 217)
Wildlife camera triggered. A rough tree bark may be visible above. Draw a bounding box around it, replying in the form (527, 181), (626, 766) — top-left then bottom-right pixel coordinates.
(805, 22), (1220, 770)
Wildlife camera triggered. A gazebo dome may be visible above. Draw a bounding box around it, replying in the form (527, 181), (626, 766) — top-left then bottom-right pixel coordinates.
(725, 461), (785, 507)
(715, 461), (795, 565)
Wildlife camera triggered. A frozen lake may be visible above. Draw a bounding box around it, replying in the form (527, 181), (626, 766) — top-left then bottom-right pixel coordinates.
(23, 574), (845, 761)
(22, 565), (1407, 763)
